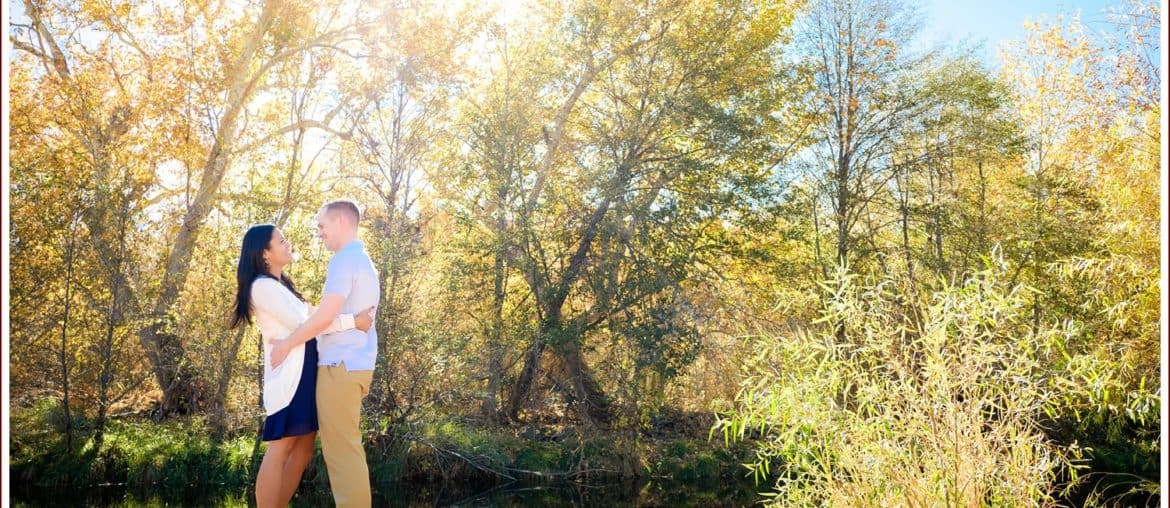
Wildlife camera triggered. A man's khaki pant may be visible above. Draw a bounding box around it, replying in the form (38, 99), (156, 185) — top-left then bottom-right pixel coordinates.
(317, 363), (374, 508)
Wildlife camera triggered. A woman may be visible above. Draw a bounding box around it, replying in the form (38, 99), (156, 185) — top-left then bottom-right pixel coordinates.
(230, 224), (373, 508)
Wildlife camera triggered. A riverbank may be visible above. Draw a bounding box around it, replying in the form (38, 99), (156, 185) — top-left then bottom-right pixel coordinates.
(9, 399), (759, 500)
(13, 397), (1156, 506)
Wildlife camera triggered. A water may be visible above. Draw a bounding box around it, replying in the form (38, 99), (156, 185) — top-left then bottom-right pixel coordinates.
(11, 477), (762, 507)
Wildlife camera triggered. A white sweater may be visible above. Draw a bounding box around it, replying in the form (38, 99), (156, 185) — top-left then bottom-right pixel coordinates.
(250, 277), (356, 415)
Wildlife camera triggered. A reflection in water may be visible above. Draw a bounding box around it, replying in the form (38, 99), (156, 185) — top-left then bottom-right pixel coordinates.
(12, 477), (761, 507)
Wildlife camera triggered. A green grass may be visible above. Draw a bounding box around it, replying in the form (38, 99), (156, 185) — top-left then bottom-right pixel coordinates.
(10, 403), (259, 490)
(11, 401), (752, 493)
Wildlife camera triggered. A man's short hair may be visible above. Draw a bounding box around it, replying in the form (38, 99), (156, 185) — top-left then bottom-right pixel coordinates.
(323, 200), (361, 226)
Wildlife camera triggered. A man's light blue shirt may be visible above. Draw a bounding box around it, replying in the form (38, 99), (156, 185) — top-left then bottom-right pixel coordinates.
(318, 239), (380, 371)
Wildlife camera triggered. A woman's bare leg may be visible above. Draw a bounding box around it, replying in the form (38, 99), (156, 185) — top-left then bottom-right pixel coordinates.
(278, 432), (317, 505)
(256, 437), (296, 508)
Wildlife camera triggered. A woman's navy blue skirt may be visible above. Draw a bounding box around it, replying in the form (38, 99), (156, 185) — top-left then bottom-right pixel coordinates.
(262, 339), (319, 441)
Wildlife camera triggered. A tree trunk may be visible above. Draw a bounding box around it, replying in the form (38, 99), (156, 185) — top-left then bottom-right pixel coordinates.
(811, 187), (829, 281)
(899, 164), (915, 286)
(833, 151), (851, 343)
(505, 324), (547, 422)
(482, 214), (506, 422)
(929, 153), (945, 274)
(977, 160), (988, 257)
(557, 339), (610, 427)
(145, 1), (279, 415)
(59, 228), (76, 453)
(835, 157), (851, 267)
(211, 326), (248, 437)
(507, 193), (616, 422)
(95, 209), (129, 448)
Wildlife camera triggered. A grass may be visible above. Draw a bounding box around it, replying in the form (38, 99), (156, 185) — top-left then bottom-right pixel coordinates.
(10, 400), (755, 497)
(398, 416), (754, 484)
(10, 400), (258, 491)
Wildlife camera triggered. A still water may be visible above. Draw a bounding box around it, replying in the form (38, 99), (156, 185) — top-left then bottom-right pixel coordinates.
(12, 477), (762, 507)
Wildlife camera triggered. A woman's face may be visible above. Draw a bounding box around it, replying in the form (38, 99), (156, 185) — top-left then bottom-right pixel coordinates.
(263, 228), (294, 270)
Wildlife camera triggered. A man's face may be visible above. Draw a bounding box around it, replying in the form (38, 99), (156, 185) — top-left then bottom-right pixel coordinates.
(316, 208), (344, 252)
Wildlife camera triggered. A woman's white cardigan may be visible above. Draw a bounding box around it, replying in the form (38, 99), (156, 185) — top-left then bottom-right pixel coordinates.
(250, 277), (355, 416)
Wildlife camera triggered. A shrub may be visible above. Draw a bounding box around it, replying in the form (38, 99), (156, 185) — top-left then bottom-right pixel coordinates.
(714, 266), (1088, 506)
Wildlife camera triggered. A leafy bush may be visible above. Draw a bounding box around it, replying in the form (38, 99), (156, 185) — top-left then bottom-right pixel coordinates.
(714, 266), (1101, 506)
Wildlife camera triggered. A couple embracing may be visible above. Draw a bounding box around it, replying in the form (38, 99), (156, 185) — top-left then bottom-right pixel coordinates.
(229, 200), (379, 507)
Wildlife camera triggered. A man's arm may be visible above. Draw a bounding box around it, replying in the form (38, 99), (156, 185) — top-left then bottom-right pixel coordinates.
(317, 305), (374, 334)
(270, 293), (346, 368)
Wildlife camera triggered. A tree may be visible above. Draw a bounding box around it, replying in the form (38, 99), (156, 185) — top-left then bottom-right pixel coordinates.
(1000, 0), (1161, 397)
(793, 0), (930, 273)
(890, 57), (1024, 287)
(11, 0), (165, 434)
(343, 0), (485, 423)
(11, 0), (380, 414)
(438, 15), (544, 422)
(140, 0), (376, 414)
(496, 0), (804, 425)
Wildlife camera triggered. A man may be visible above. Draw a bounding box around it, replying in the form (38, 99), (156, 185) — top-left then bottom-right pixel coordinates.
(271, 200), (379, 507)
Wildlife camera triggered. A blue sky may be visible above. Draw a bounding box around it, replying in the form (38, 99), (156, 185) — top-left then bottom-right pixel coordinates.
(6, 0), (1145, 68)
(918, 0), (1127, 64)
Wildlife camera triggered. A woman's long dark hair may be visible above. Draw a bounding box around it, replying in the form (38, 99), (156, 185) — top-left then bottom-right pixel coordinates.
(230, 224), (305, 329)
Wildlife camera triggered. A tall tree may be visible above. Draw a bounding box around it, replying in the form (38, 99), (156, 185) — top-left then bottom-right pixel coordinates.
(344, 0), (484, 422)
(441, 17), (543, 422)
(140, 0), (373, 414)
(12, 0), (377, 414)
(1000, 1), (1161, 385)
(794, 0), (929, 272)
(498, 0), (804, 425)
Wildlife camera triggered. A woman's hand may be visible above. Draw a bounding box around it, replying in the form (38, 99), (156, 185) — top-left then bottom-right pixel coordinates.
(355, 306), (376, 332)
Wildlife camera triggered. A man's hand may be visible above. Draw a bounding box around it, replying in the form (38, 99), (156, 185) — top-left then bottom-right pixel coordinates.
(270, 339), (292, 369)
(271, 294), (346, 367)
(355, 306), (376, 332)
